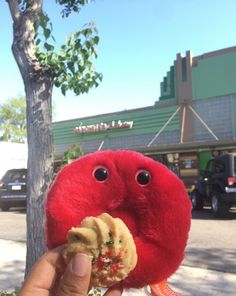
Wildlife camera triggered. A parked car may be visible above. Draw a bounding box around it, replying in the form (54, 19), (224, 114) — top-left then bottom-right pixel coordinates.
(0, 168), (27, 211)
(190, 153), (236, 217)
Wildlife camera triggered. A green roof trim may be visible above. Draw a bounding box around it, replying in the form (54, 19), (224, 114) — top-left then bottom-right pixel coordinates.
(53, 105), (180, 145)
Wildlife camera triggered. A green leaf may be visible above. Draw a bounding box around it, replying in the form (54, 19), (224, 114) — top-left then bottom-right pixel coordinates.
(54, 79), (60, 87)
(93, 36), (99, 45)
(38, 53), (46, 60)
(74, 39), (82, 50)
(44, 43), (54, 51)
(44, 28), (51, 39)
(61, 84), (67, 96)
(85, 40), (91, 49)
(76, 64), (82, 72)
(67, 61), (74, 73)
(36, 38), (41, 46)
(83, 28), (92, 37)
(61, 45), (66, 51)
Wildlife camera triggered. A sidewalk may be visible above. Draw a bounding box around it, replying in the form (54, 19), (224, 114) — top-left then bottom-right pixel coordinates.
(0, 239), (236, 295)
(0, 239), (25, 292)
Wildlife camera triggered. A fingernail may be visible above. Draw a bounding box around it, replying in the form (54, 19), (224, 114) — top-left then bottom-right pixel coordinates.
(71, 253), (91, 277)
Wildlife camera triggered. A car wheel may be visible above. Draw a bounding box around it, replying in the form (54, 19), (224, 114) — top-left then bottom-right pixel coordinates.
(211, 191), (229, 218)
(190, 189), (204, 210)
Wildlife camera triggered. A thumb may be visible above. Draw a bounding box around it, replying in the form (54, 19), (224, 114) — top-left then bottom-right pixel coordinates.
(57, 253), (92, 296)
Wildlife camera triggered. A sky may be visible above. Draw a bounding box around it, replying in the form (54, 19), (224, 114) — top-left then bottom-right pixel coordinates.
(1, 0), (236, 122)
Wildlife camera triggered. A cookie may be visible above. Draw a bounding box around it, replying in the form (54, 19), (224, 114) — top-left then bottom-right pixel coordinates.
(63, 213), (137, 287)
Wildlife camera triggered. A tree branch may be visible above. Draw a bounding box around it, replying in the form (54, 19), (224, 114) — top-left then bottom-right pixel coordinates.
(28, 0), (43, 14)
(7, 0), (43, 22)
(6, 0), (21, 22)
(8, 0), (45, 80)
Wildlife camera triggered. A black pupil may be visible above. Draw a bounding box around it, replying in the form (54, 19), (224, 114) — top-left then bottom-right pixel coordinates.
(137, 171), (150, 185)
(94, 167), (108, 181)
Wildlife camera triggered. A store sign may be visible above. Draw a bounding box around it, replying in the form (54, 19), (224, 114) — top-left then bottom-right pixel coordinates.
(74, 120), (134, 134)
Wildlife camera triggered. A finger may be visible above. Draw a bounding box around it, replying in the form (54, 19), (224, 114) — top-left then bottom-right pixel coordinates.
(19, 246), (66, 296)
(104, 286), (123, 296)
(57, 253), (92, 296)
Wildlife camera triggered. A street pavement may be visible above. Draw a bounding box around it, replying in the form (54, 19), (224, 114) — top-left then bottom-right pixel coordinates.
(1, 239), (236, 295)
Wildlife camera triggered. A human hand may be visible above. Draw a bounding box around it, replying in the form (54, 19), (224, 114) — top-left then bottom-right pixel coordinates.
(19, 246), (123, 296)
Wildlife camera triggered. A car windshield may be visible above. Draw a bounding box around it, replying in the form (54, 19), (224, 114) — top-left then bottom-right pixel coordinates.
(1, 170), (27, 182)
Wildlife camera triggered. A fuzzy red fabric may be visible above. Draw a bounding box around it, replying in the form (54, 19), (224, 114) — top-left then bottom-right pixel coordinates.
(45, 150), (191, 288)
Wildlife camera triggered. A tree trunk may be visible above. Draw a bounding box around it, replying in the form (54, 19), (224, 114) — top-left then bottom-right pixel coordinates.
(25, 78), (54, 275)
(7, 0), (54, 275)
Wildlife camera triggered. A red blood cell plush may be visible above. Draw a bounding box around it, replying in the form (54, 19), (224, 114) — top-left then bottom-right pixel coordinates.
(45, 150), (191, 290)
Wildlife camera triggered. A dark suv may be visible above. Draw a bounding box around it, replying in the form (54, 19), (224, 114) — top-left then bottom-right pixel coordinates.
(190, 153), (236, 217)
(0, 169), (27, 211)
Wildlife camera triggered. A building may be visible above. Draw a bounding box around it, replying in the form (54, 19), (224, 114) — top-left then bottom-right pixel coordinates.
(52, 46), (236, 190)
(0, 142), (27, 178)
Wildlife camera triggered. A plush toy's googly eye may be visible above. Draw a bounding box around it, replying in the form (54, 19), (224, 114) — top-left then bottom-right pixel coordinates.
(135, 170), (151, 186)
(93, 166), (109, 182)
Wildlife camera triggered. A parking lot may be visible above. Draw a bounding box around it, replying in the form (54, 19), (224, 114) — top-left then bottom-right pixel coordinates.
(1, 207), (236, 273)
(185, 207), (236, 273)
(0, 208), (26, 242)
(1, 207), (236, 294)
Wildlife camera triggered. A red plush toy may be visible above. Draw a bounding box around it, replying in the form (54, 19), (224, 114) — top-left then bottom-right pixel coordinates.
(46, 150), (191, 294)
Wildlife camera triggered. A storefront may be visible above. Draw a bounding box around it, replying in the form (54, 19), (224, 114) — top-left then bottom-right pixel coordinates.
(52, 46), (236, 190)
